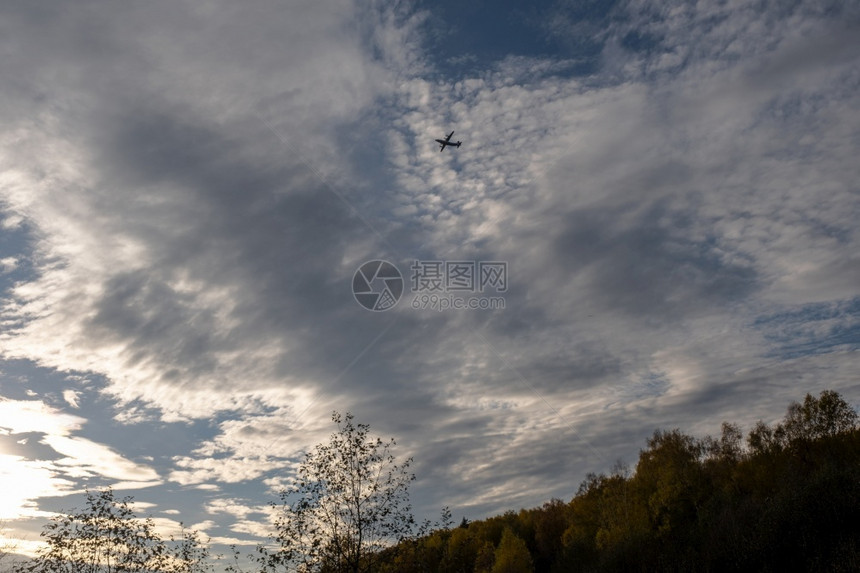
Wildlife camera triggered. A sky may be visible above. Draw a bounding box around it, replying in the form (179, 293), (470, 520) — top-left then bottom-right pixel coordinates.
(1, 0), (859, 565)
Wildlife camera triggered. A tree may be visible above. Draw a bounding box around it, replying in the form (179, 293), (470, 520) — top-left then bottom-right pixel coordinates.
(260, 412), (417, 573)
(529, 500), (567, 571)
(168, 529), (216, 573)
(492, 528), (533, 573)
(781, 389), (858, 443)
(473, 541), (495, 573)
(747, 420), (783, 455)
(437, 527), (480, 573)
(16, 488), (166, 573)
(703, 422), (743, 464)
(15, 488), (213, 573)
(1, 522), (20, 572)
(633, 429), (705, 535)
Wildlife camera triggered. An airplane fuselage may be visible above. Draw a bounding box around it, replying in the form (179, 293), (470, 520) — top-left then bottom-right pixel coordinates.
(435, 131), (461, 151)
(435, 139), (461, 149)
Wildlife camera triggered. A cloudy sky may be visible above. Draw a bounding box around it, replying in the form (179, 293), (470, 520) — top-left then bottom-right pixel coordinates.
(1, 0), (859, 563)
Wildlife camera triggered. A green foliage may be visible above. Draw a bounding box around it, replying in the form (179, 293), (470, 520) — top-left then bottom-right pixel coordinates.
(491, 528), (533, 573)
(634, 428), (705, 537)
(473, 541), (495, 573)
(437, 526), (480, 572)
(259, 411), (417, 573)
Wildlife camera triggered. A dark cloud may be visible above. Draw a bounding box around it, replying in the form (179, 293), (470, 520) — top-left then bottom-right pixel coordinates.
(553, 199), (759, 318)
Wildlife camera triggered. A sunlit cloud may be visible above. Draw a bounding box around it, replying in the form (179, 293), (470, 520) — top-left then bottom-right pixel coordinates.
(0, 398), (161, 520)
(44, 434), (159, 483)
(62, 389), (81, 409)
(0, 0), (857, 564)
(0, 535), (46, 559)
(0, 399), (85, 436)
(204, 498), (267, 520)
(0, 454), (73, 520)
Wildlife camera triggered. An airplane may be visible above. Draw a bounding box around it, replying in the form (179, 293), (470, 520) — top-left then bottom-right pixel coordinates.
(435, 131), (461, 152)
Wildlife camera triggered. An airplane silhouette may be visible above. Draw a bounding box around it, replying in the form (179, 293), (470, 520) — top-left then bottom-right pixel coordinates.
(435, 131), (461, 152)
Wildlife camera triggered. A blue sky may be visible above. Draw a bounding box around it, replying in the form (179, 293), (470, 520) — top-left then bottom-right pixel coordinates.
(1, 0), (859, 565)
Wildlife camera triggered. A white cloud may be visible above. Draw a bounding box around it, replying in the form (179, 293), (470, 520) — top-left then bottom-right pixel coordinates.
(0, 454), (75, 520)
(0, 399), (85, 436)
(0, 535), (48, 559)
(0, 0), (415, 424)
(62, 389), (81, 409)
(0, 398), (161, 520)
(0, 257), (17, 273)
(208, 534), (260, 547)
(204, 498), (269, 520)
(150, 516), (185, 538)
(188, 519), (217, 533)
(43, 435), (160, 484)
(194, 484), (221, 491)
(230, 519), (277, 540)
(169, 455), (283, 486)
(0, 0), (857, 536)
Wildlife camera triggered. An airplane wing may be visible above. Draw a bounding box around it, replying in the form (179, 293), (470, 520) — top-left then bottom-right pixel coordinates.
(446, 131), (454, 141)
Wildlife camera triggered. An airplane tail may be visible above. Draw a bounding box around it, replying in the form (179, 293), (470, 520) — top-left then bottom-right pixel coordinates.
(456, 142), (461, 147)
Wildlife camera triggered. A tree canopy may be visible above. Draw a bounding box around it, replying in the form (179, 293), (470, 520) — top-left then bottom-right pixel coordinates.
(14, 488), (212, 573)
(258, 412), (417, 573)
(13, 390), (859, 573)
(373, 389), (860, 573)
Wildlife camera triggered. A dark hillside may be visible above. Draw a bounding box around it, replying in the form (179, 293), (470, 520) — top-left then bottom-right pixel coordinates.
(377, 390), (860, 573)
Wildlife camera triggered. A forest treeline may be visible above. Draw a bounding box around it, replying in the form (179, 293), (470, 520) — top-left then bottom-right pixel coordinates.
(376, 389), (860, 572)
(11, 390), (860, 572)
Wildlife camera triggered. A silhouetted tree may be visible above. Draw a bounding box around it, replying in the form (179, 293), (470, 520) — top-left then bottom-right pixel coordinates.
(529, 500), (567, 571)
(0, 522), (20, 573)
(14, 488), (212, 573)
(748, 390), (858, 455)
(371, 389), (860, 573)
(260, 412), (416, 573)
(781, 389), (858, 443)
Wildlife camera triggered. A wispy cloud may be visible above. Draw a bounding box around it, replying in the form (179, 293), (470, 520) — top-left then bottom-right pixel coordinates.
(0, 398), (160, 519)
(0, 0), (857, 554)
